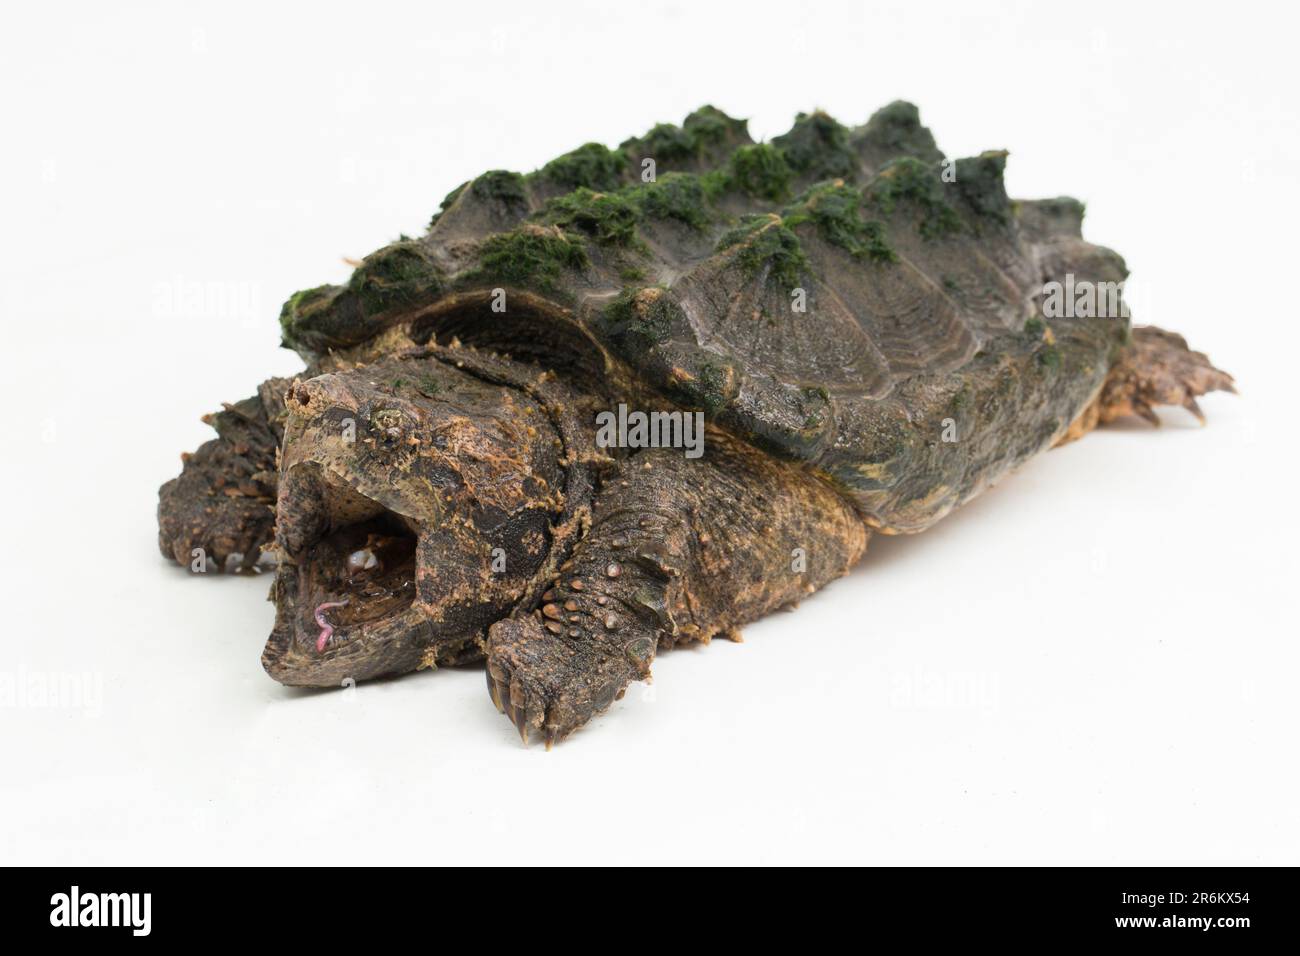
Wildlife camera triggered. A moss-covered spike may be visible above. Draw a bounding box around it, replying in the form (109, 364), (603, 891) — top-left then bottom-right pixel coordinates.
(623, 106), (751, 171)
(429, 181), (468, 228)
(727, 143), (794, 201)
(349, 240), (445, 319)
(537, 172), (722, 250)
(866, 157), (964, 240)
(1035, 196), (1085, 221)
(716, 215), (810, 291)
(279, 284), (340, 350)
(771, 110), (857, 181)
(682, 105), (749, 146)
(468, 224), (589, 293)
(868, 100), (922, 130)
(784, 182), (896, 263)
(954, 150), (1011, 226)
(630, 173), (717, 231)
(600, 285), (680, 353)
(660, 352), (738, 416)
(627, 122), (696, 163)
(535, 142), (626, 192)
(854, 100), (944, 165)
(693, 361), (733, 413)
(541, 188), (641, 246)
(471, 170), (528, 207)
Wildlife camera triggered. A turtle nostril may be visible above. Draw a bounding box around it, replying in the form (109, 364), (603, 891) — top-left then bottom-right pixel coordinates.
(287, 375), (360, 419)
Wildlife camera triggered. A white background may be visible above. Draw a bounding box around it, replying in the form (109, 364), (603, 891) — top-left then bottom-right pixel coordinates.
(2, 0), (1297, 865)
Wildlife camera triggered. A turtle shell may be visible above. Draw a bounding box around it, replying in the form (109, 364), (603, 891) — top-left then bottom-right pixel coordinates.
(278, 103), (1129, 532)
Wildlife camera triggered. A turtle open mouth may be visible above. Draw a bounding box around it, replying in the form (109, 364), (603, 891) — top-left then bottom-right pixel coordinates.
(259, 351), (588, 688)
(262, 464), (428, 684)
(302, 510), (418, 652)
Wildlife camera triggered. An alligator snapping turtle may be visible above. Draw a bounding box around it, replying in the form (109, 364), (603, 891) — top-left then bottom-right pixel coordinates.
(158, 102), (1233, 746)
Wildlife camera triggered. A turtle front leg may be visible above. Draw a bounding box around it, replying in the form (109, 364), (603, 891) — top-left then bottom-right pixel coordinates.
(485, 431), (868, 746)
(157, 377), (292, 572)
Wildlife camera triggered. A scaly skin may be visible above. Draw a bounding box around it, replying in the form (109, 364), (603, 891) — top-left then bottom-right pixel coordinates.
(157, 378), (292, 572)
(484, 325), (1233, 745)
(157, 323), (1231, 743)
(1098, 326), (1236, 425)
(259, 344), (601, 686)
(487, 430), (868, 746)
(1057, 327), (1237, 444)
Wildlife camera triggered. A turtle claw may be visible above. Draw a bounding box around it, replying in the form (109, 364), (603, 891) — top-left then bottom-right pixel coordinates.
(486, 669), (505, 714)
(487, 649), (549, 747)
(484, 615), (638, 747)
(1134, 403), (1161, 426)
(501, 693), (528, 743)
(1100, 326), (1234, 427)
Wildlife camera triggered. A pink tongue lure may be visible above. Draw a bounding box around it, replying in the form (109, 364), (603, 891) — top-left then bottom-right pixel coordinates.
(314, 599), (350, 652)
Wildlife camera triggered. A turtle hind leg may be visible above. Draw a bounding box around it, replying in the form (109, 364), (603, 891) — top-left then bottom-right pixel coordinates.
(1057, 325), (1235, 445)
(1099, 325), (1235, 426)
(157, 378), (291, 573)
(485, 433), (868, 747)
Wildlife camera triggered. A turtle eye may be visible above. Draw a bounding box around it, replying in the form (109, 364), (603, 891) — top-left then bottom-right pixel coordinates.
(369, 407), (409, 444)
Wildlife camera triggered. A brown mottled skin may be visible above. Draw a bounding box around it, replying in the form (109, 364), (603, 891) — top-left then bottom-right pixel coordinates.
(158, 103), (1233, 745)
(488, 429), (867, 744)
(158, 378), (290, 572)
(261, 344), (601, 686)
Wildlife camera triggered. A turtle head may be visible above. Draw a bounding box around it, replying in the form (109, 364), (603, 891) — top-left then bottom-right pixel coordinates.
(260, 351), (568, 687)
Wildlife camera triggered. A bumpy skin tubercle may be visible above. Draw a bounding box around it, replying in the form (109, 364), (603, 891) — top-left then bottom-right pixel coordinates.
(487, 431), (867, 746)
(260, 345), (598, 686)
(1097, 326), (1236, 426)
(158, 378), (292, 572)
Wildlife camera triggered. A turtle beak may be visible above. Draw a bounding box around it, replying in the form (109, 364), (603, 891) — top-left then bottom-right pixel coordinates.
(260, 374), (463, 686)
(260, 458), (434, 686)
(259, 359), (564, 687)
